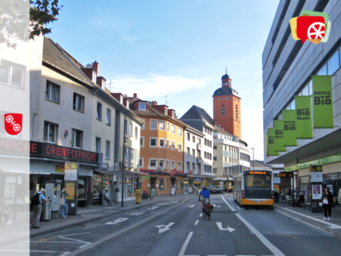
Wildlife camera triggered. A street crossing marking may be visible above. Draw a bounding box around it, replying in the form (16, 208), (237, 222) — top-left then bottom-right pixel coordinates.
(200, 213), (203, 217)
(213, 204), (221, 208)
(194, 220), (199, 225)
(216, 222), (235, 232)
(105, 218), (129, 225)
(156, 222), (175, 234)
(130, 212), (144, 216)
(147, 206), (159, 210)
(188, 205), (195, 208)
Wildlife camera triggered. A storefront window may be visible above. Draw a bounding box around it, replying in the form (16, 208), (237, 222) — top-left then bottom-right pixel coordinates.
(159, 178), (164, 191)
(91, 174), (102, 201)
(78, 178), (86, 199)
(127, 177), (133, 198)
(178, 181), (181, 190)
(323, 173), (341, 206)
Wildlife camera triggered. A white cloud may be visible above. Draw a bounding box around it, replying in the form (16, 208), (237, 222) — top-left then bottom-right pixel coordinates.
(107, 74), (209, 98)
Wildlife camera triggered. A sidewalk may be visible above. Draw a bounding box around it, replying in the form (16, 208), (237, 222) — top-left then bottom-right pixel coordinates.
(275, 202), (341, 238)
(30, 194), (192, 238)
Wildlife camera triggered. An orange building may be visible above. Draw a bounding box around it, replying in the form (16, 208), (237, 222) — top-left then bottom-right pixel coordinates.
(126, 94), (186, 196)
(213, 73), (241, 139)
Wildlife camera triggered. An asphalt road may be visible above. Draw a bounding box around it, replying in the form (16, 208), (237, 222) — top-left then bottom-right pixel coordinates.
(28, 194), (341, 256)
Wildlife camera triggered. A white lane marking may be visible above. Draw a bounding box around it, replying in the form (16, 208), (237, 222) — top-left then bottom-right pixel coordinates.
(189, 211), (194, 214)
(279, 206), (341, 229)
(221, 196), (236, 211)
(216, 222), (235, 232)
(156, 222), (175, 234)
(130, 212), (144, 216)
(178, 232), (199, 256)
(235, 214), (285, 256)
(194, 220), (199, 225)
(200, 213), (202, 217)
(236, 206), (241, 210)
(148, 206), (159, 210)
(188, 205), (195, 208)
(105, 218), (129, 225)
(0, 250), (56, 253)
(60, 253), (71, 256)
(58, 232), (92, 249)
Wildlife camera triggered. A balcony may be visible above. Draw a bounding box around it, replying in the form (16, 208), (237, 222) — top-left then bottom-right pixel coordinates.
(197, 144), (202, 150)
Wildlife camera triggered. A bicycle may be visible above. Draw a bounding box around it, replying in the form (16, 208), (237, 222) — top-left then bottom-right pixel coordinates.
(200, 199), (211, 220)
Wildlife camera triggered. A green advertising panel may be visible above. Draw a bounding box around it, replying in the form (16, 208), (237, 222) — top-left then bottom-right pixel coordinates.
(282, 110), (297, 146)
(312, 75), (333, 128)
(267, 128), (279, 156)
(274, 120), (286, 152)
(295, 96), (313, 139)
(264, 132), (268, 157)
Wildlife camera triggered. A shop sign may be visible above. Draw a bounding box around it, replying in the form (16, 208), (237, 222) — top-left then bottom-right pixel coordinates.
(113, 175), (118, 182)
(0, 137), (32, 156)
(65, 162), (78, 181)
(295, 96), (313, 139)
(55, 165), (65, 173)
(30, 141), (99, 164)
(312, 75), (334, 128)
(273, 177), (281, 184)
(310, 165), (323, 182)
(156, 184), (159, 188)
(142, 176), (150, 180)
(312, 184), (322, 200)
(282, 110), (297, 146)
(267, 128), (279, 156)
(274, 120), (286, 152)
(6, 176), (16, 184)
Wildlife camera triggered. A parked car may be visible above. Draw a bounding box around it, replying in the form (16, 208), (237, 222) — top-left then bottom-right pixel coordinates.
(211, 185), (224, 194)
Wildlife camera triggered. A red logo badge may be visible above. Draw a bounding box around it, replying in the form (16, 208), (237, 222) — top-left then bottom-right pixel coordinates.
(4, 113), (23, 135)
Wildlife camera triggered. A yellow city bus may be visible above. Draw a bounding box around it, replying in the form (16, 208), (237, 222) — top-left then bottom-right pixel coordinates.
(233, 170), (274, 207)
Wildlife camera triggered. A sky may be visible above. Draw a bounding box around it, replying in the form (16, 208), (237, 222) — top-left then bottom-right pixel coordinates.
(49, 0), (280, 161)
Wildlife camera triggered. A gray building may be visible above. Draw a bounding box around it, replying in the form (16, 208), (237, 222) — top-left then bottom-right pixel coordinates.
(263, 0), (341, 200)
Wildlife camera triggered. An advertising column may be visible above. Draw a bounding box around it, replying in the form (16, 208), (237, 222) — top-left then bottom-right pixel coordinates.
(310, 165), (323, 213)
(65, 162), (78, 215)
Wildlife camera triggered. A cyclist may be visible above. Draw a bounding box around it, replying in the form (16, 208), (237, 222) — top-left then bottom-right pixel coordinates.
(198, 186), (210, 212)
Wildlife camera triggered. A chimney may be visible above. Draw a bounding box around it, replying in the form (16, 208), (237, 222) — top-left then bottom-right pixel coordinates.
(123, 94), (128, 98)
(93, 61), (99, 75)
(152, 101), (157, 106)
(133, 93), (137, 99)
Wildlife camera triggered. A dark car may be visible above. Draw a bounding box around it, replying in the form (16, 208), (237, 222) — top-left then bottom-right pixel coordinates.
(211, 185), (224, 194)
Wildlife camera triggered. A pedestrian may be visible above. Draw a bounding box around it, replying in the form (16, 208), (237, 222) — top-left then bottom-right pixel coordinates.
(104, 190), (112, 206)
(150, 187), (156, 200)
(194, 185), (198, 196)
(31, 188), (47, 229)
(0, 197), (12, 225)
(60, 188), (69, 217)
(322, 187), (333, 220)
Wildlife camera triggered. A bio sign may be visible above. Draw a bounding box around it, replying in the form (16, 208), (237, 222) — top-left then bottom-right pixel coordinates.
(282, 110), (297, 146)
(312, 75), (333, 128)
(274, 120), (286, 152)
(295, 96), (313, 139)
(267, 128), (279, 156)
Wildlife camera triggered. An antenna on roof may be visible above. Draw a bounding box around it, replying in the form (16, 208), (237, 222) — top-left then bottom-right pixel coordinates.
(165, 94), (172, 105)
(225, 65), (227, 74)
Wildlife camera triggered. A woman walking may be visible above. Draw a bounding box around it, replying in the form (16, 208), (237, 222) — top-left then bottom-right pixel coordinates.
(322, 187), (333, 220)
(60, 188), (69, 217)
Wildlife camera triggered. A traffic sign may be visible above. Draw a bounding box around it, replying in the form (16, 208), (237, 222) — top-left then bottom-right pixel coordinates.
(195, 177), (201, 182)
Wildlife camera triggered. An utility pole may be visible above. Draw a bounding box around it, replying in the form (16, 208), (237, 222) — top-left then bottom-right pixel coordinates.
(121, 113), (128, 207)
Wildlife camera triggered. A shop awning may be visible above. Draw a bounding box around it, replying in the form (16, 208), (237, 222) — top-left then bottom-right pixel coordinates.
(94, 169), (115, 175)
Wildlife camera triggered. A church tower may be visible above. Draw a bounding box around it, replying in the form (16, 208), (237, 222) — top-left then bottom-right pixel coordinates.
(213, 71), (241, 139)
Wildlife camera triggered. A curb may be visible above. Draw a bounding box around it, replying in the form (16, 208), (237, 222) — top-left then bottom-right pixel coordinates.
(274, 206), (341, 239)
(29, 199), (174, 238)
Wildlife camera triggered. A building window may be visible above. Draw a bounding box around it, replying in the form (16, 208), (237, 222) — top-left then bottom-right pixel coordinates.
(71, 129), (83, 148)
(73, 93), (84, 112)
(45, 81), (60, 103)
(129, 123), (133, 137)
(159, 159), (165, 168)
(124, 119), (128, 135)
(192, 163), (195, 171)
(171, 160), (175, 169)
(235, 105), (238, 120)
(150, 119), (158, 130)
(191, 136), (195, 142)
(139, 102), (146, 110)
(92, 71), (97, 83)
(217, 98), (221, 101)
(96, 102), (102, 121)
(178, 162), (182, 170)
(95, 137), (101, 153)
(166, 160), (169, 169)
(171, 141), (175, 150)
(43, 121), (58, 143)
(135, 126), (138, 139)
(105, 141), (110, 159)
(167, 122), (169, 131)
(178, 127), (182, 136)
(141, 118), (145, 129)
(150, 137), (157, 147)
(139, 158), (144, 168)
(178, 143), (182, 152)
(0, 61), (24, 87)
(221, 105), (225, 115)
(187, 162), (190, 171)
(187, 147), (190, 155)
(167, 139), (170, 149)
(225, 97), (229, 100)
(187, 133), (190, 141)
(106, 108), (111, 125)
(149, 159), (157, 168)
(192, 149), (195, 156)
(171, 124), (175, 133)
(159, 138), (165, 148)
(160, 120), (165, 130)
(140, 137), (144, 147)
(198, 138), (201, 144)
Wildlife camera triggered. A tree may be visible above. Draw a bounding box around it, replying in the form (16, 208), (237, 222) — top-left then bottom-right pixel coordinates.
(0, 0), (62, 48)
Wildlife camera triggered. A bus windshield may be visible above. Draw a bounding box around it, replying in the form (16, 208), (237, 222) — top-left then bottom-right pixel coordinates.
(245, 174), (271, 188)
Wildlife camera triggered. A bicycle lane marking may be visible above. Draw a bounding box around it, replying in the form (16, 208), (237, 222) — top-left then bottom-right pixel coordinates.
(221, 196), (285, 256)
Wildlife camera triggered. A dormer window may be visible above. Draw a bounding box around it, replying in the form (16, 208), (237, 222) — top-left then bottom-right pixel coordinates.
(139, 102), (146, 110)
(92, 71), (97, 83)
(172, 112), (174, 118)
(164, 108), (168, 115)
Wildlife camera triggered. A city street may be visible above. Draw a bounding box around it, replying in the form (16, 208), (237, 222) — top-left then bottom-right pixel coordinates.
(27, 194), (341, 256)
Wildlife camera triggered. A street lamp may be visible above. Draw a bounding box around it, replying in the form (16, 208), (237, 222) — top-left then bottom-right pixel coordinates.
(121, 113), (128, 207)
(250, 147), (255, 170)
